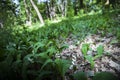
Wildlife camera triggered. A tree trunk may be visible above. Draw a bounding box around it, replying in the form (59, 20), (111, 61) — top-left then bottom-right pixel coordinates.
(105, 0), (109, 5)
(58, 0), (67, 17)
(0, 21), (3, 28)
(73, 0), (78, 15)
(30, 0), (44, 24)
(64, 0), (67, 17)
(49, 0), (57, 20)
(62, 0), (67, 17)
(24, 0), (32, 26)
(79, 0), (84, 8)
(45, 1), (50, 19)
(104, 0), (110, 11)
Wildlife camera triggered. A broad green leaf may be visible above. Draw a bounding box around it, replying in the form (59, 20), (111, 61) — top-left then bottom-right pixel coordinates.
(40, 59), (53, 71)
(47, 46), (57, 57)
(39, 52), (50, 59)
(97, 45), (104, 56)
(46, 41), (53, 47)
(33, 42), (45, 54)
(55, 59), (71, 77)
(85, 55), (95, 69)
(81, 43), (90, 56)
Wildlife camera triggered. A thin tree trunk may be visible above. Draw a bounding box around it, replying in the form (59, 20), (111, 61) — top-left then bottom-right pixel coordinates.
(105, 0), (109, 5)
(59, 0), (67, 17)
(45, 1), (50, 19)
(0, 21), (3, 28)
(49, 0), (57, 20)
(60, 2), (64, 17)
(24, 0), (32, 26)
(51, 0), (54, 7)
(64, 0), (67, 17)
(79, 0), (84, 8)
(73, 0), (78, 15)
(104, 0), (110, 11)
(30, 0), (44, 24)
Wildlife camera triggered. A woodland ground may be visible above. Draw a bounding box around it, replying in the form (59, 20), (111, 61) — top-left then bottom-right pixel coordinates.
(56, 11), (120, 80)
(0, 10), (120, 80)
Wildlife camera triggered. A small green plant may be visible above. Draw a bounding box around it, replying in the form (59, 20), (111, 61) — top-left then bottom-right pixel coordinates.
(94, 45), (104, 59)
(55, 59), (71, 80)
(81, 44), (104, 69)
(81, 43), (90, 57)
(81, 43), (95, 69)
(85, 55), (95, 69)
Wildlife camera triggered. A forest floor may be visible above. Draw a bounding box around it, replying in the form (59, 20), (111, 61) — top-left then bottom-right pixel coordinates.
(1, 10), (120, 80)
(57, 32), (120, 80)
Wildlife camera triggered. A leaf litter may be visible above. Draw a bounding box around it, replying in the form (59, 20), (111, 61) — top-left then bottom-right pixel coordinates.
(56, 33), (120, 80)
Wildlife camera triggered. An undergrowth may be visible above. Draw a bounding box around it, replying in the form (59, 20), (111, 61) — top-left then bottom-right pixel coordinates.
(0, 11), (120, 80)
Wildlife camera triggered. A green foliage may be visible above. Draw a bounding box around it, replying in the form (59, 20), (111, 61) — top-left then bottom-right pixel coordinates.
(81, 43), (94, 69)
(55, 59), (71, 79)
(93, 72), (118, 80)
(94, 45), (104, 59)
(40, 59), (53, 71)
(72, 71), (118, 80)
(81, 43), (90, 57)
(78, 9), (85, 16)
(97, 45), (104, 55)
(116, 28), (120, 41)
(0, 9), (120, 80)
(81, 44), (104, 69)
(85, 55), (95, 69)
(72, 71), (87, 80)
(67, 8), (74, 17)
